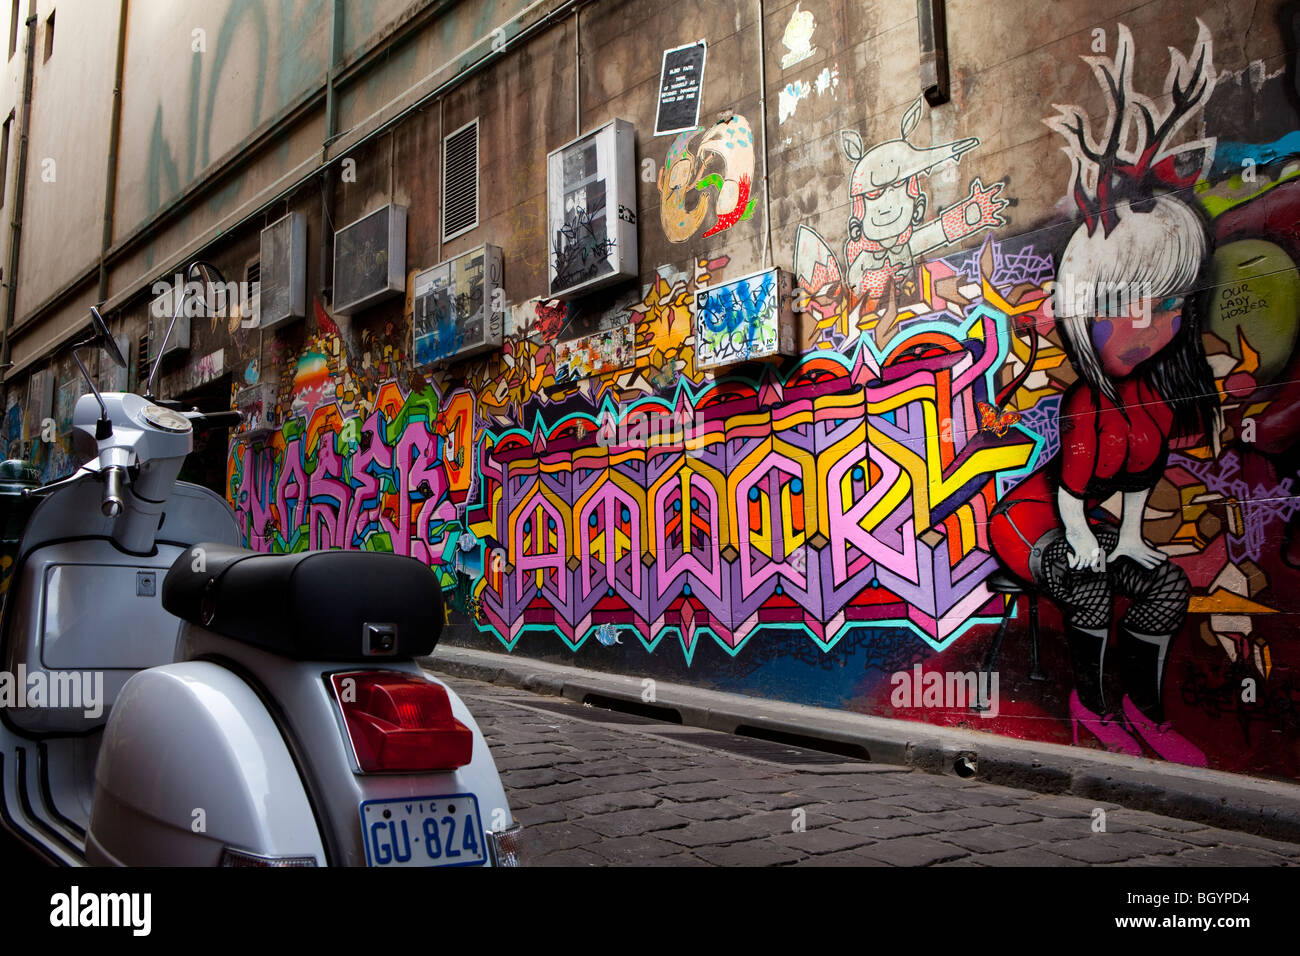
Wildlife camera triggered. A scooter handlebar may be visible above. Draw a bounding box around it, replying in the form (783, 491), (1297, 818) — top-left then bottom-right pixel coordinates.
(193, 410), (243, 429)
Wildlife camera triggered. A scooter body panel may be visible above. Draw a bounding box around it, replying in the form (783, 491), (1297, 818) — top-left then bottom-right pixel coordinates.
(85, 660), (326, 866)
(178, 626), (514, 867)
(3, 538), (184, 733)
(0, 475), (242, 858)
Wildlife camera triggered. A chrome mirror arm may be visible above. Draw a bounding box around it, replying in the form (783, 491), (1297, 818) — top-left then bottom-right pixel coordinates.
(145, 292), (184, 400)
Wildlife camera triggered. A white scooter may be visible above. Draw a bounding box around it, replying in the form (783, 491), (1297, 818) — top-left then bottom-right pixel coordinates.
(0, 261), (521, 866)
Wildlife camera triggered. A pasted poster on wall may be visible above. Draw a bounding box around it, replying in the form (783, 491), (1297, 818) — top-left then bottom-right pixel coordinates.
(24, 369), (52, 440)
(655, 41), (706, 136)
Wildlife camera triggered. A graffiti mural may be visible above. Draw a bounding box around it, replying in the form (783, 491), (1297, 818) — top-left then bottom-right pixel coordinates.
(226, 11), (1300, 780)
(461, 239), (1041, 657)
(992, 20), (1220, 764)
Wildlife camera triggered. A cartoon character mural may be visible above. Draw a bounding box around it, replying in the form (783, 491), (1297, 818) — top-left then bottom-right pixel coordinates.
(795, 97), (1008, 325)
(658, 115), (757, 243)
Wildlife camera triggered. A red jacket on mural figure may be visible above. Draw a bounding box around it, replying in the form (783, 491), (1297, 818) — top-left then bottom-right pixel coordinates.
(991, 377), (1175, 582)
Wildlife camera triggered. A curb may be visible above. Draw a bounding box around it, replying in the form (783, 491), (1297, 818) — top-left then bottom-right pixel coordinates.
(423, 643), (1300, 845)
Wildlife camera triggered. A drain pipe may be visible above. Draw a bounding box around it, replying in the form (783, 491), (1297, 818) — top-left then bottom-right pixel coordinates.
(1, 1), (37, 375)
(320, 0), (343, 299)
(756, 0), (772, 269)
(918, 0), (950, 106)
(98, 0), (129, 302)
(574, 5), (581, 137)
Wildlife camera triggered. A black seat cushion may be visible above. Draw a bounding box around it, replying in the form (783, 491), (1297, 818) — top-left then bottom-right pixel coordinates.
(162, 542), (443, 661)
(984, 571), (1028, 594)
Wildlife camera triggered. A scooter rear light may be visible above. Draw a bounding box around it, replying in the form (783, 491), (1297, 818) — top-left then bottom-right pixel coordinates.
(330, 672), (473, 773)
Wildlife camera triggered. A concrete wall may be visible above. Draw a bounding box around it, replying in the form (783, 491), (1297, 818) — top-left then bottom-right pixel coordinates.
(7, 0), (1300, 779)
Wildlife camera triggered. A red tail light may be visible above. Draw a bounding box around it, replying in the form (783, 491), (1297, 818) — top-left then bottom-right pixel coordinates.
(330, 672), (473, 773)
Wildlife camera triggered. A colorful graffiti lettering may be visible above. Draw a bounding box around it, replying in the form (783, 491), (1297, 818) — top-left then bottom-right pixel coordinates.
(461, 238), (1041, 659)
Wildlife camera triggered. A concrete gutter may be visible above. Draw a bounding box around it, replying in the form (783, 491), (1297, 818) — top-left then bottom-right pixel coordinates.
(423, 643), (1300, 845)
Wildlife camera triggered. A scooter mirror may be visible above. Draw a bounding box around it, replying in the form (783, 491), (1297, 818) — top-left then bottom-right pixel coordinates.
(90, 306), (127, 369)
(188, 260), (226, 290)
(186, 260), (229, 319)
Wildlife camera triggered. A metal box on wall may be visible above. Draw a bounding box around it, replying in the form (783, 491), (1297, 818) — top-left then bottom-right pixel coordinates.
(412, 244), (504, 365)
(333, 204), (407, 315)
(24, 368), (53, 439)
(233, 379), (280, 440)
(545, 119), (638, 299)
(259, 212), (307, 329)
(692, 268), (797, 371)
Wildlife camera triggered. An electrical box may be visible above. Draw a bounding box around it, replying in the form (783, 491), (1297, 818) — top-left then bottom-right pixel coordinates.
(233, 379), (280, 440)
(412, 244), (504, 365)
(333, 204), (407, 315)
(693, 268), (798, 371)
(259, 212), (307, 329)
(545, 119), (638, 299)
(24, 368), (53, 439)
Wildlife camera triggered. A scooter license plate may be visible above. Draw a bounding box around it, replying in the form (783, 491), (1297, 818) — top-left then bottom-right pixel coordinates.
(359, 794), (487, 867)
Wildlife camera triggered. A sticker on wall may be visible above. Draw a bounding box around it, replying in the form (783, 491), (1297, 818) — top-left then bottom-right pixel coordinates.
(778, 80), (811, 124)
(814, 64), (839, 97)
(655, 41), (707, 136)
(658, 115), (757, 243)
(553, 324), (635, 384)
(780, 4), (816, 69)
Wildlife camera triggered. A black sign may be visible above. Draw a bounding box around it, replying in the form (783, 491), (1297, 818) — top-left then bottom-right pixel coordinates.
(655, 41), (706, 136)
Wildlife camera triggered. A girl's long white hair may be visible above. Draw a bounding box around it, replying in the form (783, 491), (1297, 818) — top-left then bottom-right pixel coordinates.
(1055, 195), (1208, 402)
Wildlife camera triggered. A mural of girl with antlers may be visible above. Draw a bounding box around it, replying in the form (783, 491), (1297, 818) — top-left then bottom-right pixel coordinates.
(988, 21), (1220, 765)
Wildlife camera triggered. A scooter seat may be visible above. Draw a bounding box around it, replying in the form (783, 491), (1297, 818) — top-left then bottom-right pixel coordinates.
(161, 542), (443, 661)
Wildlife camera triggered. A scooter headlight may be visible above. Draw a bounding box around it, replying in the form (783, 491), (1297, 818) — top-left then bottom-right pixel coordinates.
(138, 404), (192, 434)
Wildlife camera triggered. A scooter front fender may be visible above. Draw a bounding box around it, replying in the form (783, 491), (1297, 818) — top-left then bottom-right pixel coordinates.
(85, 661), (326, 866)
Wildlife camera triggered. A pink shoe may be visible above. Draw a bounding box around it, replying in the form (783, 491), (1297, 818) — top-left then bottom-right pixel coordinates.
(1121, 696), (1208, 767)
(1069, 690), (1143, 756)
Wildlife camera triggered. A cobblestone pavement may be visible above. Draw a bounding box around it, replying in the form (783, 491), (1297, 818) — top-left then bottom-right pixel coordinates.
(447, 676), (1300, 867)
